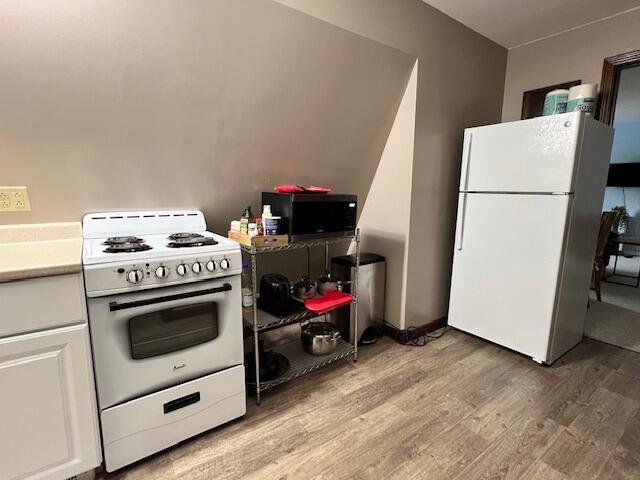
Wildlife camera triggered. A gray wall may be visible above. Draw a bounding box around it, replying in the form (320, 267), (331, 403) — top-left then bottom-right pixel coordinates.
(276, 0), (507, 327)
(0, 0), (414, 234)
(2, 0), (508, 330)
(502, 8), (640, 122)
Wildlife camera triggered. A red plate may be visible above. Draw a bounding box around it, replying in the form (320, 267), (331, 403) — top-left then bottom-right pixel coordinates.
(274, 185), (305, 193)
(306, 185), (331, 193)
(273, 185), (331, 194)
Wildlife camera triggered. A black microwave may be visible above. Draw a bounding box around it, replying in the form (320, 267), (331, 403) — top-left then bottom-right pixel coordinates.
(262, 192), (357, 242)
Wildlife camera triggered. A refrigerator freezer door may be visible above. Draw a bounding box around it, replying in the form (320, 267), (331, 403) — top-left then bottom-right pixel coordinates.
(449, 193), (571, 362)
(461, 112), (581, 194)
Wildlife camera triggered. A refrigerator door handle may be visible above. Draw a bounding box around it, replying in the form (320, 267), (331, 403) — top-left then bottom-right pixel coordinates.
(459, 132), (473, 191)
(455, 192), (467, 251)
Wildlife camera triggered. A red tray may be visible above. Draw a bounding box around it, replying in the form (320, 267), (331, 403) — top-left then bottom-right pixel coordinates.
(304, 290), (353, 314)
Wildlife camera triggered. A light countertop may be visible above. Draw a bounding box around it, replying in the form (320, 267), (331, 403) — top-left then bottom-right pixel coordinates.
(0, 222), (83, 283)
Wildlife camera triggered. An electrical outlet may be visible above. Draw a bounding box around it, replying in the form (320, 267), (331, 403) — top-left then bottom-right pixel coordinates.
(0, 187), (31, 212)
(0, 192), (10, 209)
(11, 190), (26, 209)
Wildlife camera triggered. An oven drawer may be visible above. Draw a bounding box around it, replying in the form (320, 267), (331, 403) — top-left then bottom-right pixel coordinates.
(100, 365), (245, 472)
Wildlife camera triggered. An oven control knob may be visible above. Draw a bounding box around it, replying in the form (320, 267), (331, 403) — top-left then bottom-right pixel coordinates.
(176, 264), (189, 276)
(155, 266), (169, 278)
(192, 262), (202, 274)
(220, 258), (230, 270)
(126, 269), (144, 284)
(206, 260), (216, 272)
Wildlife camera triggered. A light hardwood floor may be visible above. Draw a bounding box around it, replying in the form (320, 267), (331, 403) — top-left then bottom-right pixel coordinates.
(98, 329), (640, 480)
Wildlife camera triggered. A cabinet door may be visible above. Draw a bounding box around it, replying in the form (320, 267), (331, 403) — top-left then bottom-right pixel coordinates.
(0, 325), (101, 480)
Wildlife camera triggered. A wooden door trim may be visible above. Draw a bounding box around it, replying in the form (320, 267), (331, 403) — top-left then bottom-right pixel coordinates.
(599, 49), (640, 125)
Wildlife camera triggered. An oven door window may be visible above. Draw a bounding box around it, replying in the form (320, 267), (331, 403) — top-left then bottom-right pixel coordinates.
(129, 302), (219, 359)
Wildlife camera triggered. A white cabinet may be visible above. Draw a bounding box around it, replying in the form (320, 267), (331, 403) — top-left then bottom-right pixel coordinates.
(0, 275), (101, 480)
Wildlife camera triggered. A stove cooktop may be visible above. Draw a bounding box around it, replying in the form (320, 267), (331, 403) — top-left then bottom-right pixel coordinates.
(82, 210), (242, 297)
(82, 211), (238, 265)
(84, 231), (236, 264)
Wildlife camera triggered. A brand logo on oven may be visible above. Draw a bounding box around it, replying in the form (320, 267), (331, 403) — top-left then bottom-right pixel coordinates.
(173, 363), (186, 371)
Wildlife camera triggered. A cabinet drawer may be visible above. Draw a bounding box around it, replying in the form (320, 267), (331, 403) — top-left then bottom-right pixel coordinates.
(0, 273), (86, 338)
(101, 365), (246, 472)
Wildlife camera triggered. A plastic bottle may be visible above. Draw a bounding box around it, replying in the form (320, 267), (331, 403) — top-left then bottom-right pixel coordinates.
(261, 205), (272, 218)
(240, 205), (254, 235)
(241, 263), (253, 310)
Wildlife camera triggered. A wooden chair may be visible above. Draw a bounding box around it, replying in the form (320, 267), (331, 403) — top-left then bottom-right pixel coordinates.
(592, 212), (619, 302)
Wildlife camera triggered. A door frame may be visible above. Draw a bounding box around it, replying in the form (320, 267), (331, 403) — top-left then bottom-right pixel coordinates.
(598, 49), (640, 125)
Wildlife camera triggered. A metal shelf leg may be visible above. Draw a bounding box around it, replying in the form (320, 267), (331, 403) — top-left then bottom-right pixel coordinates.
(324, 241), (329, 272)
(251, 251), (261, 405)
(354, 229), (360, 362)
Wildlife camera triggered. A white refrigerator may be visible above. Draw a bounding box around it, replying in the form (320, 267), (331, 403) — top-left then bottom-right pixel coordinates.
(448, 112), (614, 364)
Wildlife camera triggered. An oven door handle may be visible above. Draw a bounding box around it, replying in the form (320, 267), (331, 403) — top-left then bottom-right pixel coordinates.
(109, 283), (232, 311)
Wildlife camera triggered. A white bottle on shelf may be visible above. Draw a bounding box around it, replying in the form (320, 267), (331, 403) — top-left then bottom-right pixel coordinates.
(241, 264), (253, 309)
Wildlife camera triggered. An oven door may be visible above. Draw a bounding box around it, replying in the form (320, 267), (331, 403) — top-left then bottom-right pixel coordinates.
(87, 275), (243, 410)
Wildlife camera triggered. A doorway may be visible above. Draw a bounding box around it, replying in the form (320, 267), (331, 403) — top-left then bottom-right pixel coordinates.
(585, 50), (640, 352)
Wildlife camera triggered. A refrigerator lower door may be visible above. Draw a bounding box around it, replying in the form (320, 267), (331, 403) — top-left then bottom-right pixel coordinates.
(449, 192), (571, 362)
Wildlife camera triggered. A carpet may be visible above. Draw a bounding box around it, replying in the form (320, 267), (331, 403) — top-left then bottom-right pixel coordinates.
(584, 255), (640, 353)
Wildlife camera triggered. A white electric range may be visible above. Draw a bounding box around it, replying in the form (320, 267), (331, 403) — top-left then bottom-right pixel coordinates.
(82, 210), (246, 472)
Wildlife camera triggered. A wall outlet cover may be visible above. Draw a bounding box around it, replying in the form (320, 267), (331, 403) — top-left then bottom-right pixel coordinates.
(0, 193), (10, 209)
(0, 186), (31, 212)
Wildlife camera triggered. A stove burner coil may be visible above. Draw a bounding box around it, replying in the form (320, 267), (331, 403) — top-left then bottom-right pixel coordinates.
(167, 232), (204, 241)
(103, 236), (145, 245)
(103, 243), (153, 253)
(167, 237), (218, 248)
